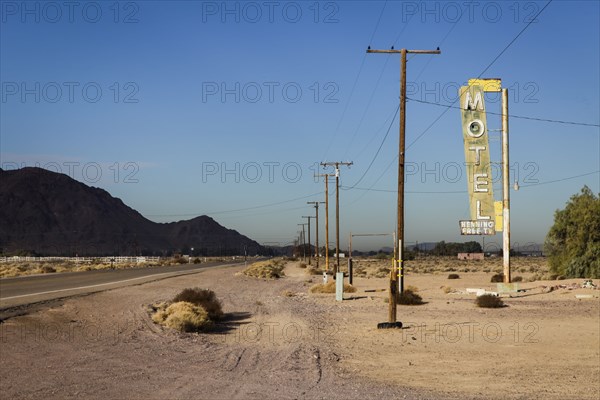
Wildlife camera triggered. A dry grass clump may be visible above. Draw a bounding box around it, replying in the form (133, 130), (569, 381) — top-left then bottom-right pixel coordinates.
(441, 286), (456, 294)
(397, 289), (424, 305)
(371, 266), (390, 278)
(151, 288), (225, 332)
(241, 260), (285, 279)
(353, 265), (367, 277)
(475, 294), (505, 308)
(309, 281), (357, 294)
(39, 265), (56, 273)
(512, 276), (523, 282)
(152, 301), (212, 332)
(172, 287), (223, 320)
(490, 273), (504, 283)
(281, 290), (296, 297)
(447, 273), (460, 279)
(306, 266), (324, 275)
(298, 262), (307, 269)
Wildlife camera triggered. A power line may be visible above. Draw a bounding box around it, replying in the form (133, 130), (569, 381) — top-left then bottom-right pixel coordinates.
(520, 170), (599, 188)
(344, 104), (400, 190)
(342, 186), (465, 194)
(406, 0), (554, 150)
(341, 170), (600, 194)
(146, 191), (323, 218)
(407, 97), (600, 128)
(321, 0), (389, 160)
(478, 0), (553, 79)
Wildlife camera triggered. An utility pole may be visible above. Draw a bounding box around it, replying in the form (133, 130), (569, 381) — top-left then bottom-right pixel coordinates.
(307, 201), (325, 268)
(320, 161), (353, 275)
(367, 46), (441, 323)
(501, 88), (511, 283)
(298, 223), (307, 262)
(302, 216), (315, 265)
(316, 173), (335, 272)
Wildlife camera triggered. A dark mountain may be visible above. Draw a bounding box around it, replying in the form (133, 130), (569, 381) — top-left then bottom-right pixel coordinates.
(0, 168), (263, 256)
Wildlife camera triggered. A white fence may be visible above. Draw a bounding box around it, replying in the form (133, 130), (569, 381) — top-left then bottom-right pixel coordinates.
(0, 256), (161, 264)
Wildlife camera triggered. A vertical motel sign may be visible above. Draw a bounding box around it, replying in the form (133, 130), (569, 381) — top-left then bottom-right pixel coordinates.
(459, 80), (500, 235)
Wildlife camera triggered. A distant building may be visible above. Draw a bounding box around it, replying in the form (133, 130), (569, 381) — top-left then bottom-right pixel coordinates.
(457, 252), (484, 260)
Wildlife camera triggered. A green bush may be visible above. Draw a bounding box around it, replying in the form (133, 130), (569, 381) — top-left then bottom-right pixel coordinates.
(546, 186), (600, 278)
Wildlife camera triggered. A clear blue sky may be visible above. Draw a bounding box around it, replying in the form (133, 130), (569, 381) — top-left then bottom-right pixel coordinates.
(1, 0), (599, 251)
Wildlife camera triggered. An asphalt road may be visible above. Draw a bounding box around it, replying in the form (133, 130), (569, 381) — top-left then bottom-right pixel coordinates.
(0, 260), (244, 310)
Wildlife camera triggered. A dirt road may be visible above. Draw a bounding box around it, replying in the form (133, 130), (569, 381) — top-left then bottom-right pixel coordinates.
(0, 261), (598, 399)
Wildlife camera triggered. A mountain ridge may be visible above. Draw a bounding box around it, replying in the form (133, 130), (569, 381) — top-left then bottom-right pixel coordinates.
(0, 167), (263, 256)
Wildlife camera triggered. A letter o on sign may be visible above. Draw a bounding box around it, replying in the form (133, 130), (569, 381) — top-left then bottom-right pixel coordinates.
(468, 119), (485, 138)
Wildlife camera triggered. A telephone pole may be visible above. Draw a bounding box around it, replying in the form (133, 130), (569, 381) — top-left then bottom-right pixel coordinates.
(367, 46), (441, 323)
(316, 173), (335, 272)
(320, 161), (353, 275)
(302, 216), (315, 265)
(307, 201), (325, 268)
(298, 223), (307, 262)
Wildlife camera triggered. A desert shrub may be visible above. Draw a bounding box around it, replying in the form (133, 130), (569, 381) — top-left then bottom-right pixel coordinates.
(298, 262), (307, 269)
(306, 267), (323, 275)
(40, 265), (56, 273)
(281, 290), (295, 297)
(475, 294), (505, 308)
(242, 260), (285, 279)
(172, 288), (223, 320)
(309, 281), (356, 294)
(397, 289), (424, 305)
(192, 257), (202, 264)
(152, 301), (212, 332)
(527, 274), (539, 282)
(371, 267), (390, 278)
(483, 268), (490, 273)
(529, 265), (537, 273)
(442, 286), (455, 294)
(353, 265), (367, 277)
(405, 285), (419, 293)
(490, 273), (504, 283)
(447, 273), (460, 280)
(512, 276), (523, 282)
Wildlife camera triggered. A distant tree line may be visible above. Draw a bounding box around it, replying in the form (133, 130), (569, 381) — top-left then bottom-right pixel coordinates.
(428, 240), (482, 256)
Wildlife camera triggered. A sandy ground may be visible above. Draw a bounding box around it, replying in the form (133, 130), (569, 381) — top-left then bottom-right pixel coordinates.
(0, 260), (598, 399)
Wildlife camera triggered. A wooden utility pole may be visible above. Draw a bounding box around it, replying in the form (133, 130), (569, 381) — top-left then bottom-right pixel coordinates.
(320, 162), (353, 275)
(501, 88), (511, 283)
(298, 223), (307, 262)
(367, 47), (441, 323)
(316, 173), (335, 272)
(307, 201), (325, 268)
(302, 216), (315, 265)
